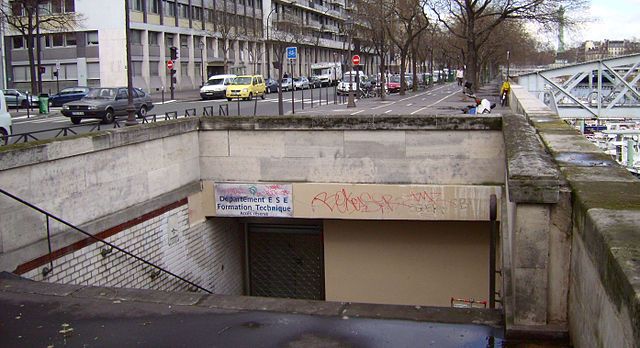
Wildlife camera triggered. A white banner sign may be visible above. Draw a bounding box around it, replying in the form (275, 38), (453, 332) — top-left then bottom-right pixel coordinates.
(215, 183), (293, 217)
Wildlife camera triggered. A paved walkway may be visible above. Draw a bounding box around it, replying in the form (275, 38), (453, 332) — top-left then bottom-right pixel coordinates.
(0, 273), (504, 347)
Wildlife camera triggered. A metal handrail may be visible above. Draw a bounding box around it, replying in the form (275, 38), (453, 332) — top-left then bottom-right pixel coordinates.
(0, 188), (213, 294)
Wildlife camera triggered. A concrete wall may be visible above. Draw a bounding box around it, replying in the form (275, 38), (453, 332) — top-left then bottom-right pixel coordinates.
(0, 119), (201, 272)
(324, 219), (490, 307)
(510, 85), (640, 347)
(198, 116), (505, 185)
(20, 206), (244, 295)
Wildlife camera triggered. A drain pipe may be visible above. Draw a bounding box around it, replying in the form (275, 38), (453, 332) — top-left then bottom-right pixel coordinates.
(489, 194), (497, 309)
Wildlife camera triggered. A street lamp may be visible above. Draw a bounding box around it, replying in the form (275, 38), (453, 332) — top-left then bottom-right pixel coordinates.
(345, 17), (355, 108)
(199, 40), (205, 86)
(124, 0), (137, 126)
(265, 7), (277, 79)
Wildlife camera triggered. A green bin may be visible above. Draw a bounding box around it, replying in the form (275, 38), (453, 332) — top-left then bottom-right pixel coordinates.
(38, 94), (49, 114)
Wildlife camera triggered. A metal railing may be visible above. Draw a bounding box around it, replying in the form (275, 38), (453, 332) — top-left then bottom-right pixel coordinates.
(0, 188), (213, 294)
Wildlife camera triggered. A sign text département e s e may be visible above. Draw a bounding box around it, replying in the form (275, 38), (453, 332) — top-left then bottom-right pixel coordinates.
(215, 183), (293, 217)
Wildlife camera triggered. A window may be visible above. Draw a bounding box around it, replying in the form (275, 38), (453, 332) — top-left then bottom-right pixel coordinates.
(65, 33), (77, 46)
(193, 6), (202, 21)
(11, 1), (23, 16)
(87, 63), (100, 79)
(47, 33), (65, 47)
(181, 62), (188, 76)
(12, 66), (29, 82)
(149, 0), (160, 14)
(149, 61), (160, 76)
(132, 0), (143, 11)
(64, 0), (75, 12)
(165, 0), (176, 16)
(132, 61), (143, 76)
(12, 36), (24, 49)
(86, 31), (99, 45)
(130, 30), (142, 45)
(179, 35), (188, 49)
(178, 4), (188, 19)
(148, 31), (159, 45)
(51, 0), (63, 13)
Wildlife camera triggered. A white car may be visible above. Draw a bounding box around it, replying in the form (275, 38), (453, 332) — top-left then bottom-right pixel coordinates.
(293, 77), (310, 90)
(200, 74), (237, 99)
(0, 90), (13, 145)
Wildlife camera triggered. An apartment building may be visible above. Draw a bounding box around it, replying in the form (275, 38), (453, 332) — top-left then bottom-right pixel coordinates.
(4, 0), (373, 93)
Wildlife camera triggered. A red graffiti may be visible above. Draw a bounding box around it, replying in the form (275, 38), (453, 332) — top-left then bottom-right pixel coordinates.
(310, 188), (472, 216)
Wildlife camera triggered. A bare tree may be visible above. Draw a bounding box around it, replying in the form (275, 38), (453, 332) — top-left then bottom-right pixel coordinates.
(425, 0), (587, 90)
(385, 0), (429, 95)
(209, 7), (241, 74)
(0, 0), (83, 94)
(355, 0), (394, 100)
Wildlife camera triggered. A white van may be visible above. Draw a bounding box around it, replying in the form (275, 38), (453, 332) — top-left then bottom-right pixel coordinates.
(337, 71), (368, 96)
(0, 90), (13, 145)
(200, 74), (237, 99)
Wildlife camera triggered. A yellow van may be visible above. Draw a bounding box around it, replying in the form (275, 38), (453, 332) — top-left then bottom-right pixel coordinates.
(226, 75), (266, 101)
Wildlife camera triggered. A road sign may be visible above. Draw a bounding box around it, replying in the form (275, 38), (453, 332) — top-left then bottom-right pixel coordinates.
(167, 60), (174, 70)
(286, 47), (298, 60)
(352, 55), (361, 65)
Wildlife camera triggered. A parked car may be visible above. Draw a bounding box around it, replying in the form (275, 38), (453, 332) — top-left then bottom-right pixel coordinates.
(293, 76), (310, 90)
(280, 78), (294, 92)
(61, 87), (154, 124)
(48, 87), (90, 107)
(3, 89), (38, 108)
(265, 78), (279, 93)
(337, 71), (368, 96)
(309, 76), (323, 89)
(0, 90), (12, 145)
(386, 75), (402, 93)
(226, 75), (266, 101)
(199, 74), (236, 99)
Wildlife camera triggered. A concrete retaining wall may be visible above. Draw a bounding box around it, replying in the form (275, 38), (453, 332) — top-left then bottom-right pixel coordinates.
(0, 119), (201, 272)
(198, 116), (505, 185)
(510, 84), (640, 347)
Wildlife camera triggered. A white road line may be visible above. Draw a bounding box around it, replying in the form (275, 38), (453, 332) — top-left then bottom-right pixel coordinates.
(406, 103), (413, 107)
(410, 89), (460, 115)
(384, 109), (392, 114)
(350, 110), (365, 115)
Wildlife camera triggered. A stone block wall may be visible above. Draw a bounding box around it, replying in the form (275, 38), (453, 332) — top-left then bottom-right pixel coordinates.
(20, 203), (243, 295)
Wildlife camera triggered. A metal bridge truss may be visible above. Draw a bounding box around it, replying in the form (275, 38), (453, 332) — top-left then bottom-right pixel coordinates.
(516, 53), (640, 119)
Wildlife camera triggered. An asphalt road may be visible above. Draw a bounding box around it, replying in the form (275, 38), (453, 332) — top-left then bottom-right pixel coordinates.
(7, 83), (491, 144)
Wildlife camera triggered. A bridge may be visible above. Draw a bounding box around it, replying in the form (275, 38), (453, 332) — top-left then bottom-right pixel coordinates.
(0, 84), (638, 347)
(516, 53), (640, 119)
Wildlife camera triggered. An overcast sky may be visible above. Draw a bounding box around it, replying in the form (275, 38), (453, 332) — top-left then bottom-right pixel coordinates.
(578, 0), (639, 41)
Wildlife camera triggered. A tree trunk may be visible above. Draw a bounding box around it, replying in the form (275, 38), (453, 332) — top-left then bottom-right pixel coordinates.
(399, 49), (407, 95)
(412, 49), (417, 92)
(466, 38), (478, 93)
(26, 14), (37, 94)
(379, 52), (386, 101)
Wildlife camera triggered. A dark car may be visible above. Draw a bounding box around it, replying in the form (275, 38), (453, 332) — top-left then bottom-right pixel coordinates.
(309, 76), (322, 89)
(61, 87), (154, 124)
(265, 78), (279, 93)
(48, 87), (90, 107)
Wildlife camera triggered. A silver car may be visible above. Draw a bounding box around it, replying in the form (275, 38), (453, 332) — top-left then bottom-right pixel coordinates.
(3, 89), (39, 108)
(61, 87), (154, 124)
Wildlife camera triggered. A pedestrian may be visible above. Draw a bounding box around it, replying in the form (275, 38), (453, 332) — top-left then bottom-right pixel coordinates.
(283, 72), (289, 78)
(456, 68), (464, 86)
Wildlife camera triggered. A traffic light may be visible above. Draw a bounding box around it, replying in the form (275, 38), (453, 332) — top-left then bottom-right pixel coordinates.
(170, 69), (177, 84)
(53, 71), (58, 77)
(170, 46), (179, 60)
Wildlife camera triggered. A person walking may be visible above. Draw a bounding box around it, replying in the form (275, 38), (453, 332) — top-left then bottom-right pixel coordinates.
(456, 68), (464, 86)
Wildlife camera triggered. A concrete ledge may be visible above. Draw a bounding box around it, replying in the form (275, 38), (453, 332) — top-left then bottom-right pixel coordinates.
(502, 113), (560, 203)
(0, 273), (503, 328)
(200, 115), (502, 131)
(0, 118), (199, 171)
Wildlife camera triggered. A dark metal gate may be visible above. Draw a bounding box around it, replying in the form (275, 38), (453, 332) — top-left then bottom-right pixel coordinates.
(248, 224), (324, 300)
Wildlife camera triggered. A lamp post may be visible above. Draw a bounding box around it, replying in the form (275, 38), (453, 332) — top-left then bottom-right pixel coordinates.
(124, 0), (137, 126)
(265, 7), (277, 79)
(346, 17), (355, 108)
(199, 40), (205, 86)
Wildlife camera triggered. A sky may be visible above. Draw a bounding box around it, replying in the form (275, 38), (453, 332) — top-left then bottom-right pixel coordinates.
(578, 0), (640, 42)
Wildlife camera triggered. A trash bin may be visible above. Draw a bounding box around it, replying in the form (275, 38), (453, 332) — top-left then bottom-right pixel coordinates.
(38, 94), (49, 114)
